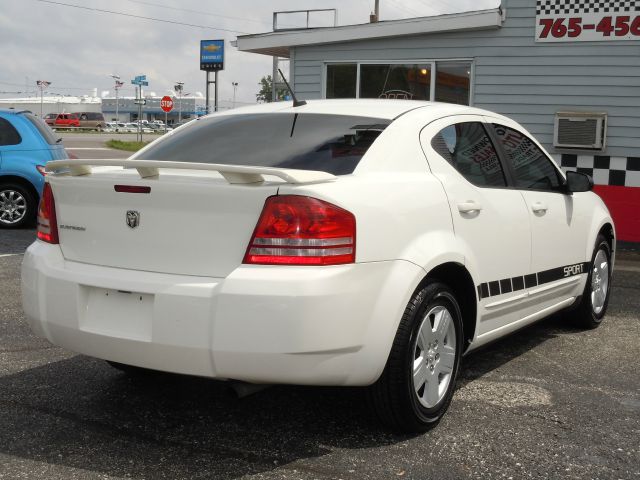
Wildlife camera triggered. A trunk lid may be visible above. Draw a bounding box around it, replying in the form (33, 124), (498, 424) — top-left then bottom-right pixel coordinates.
(49, 169), (279, 278)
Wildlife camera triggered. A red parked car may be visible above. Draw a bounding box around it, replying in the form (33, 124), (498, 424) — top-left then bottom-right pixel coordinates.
(44, 113), (79, 128)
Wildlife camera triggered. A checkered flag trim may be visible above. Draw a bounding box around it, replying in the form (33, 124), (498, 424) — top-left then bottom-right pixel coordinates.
(536, 0), (639, 15)
(556, 154), (640, 188)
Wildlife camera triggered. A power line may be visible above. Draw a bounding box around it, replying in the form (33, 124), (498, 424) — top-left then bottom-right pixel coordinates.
(386, 0), (423, 17)
(415, 0), (459, 13)
(122, 0), (296, 28)
(34, 0), (250, 34)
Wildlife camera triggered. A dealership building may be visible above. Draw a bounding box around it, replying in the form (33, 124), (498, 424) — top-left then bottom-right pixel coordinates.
(237, 0), (640, 242)
(101, 96), (204, 124)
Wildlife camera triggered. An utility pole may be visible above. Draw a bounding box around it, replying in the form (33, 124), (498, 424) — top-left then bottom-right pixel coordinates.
(110, 74), (121, 122)
(214, 72), (219, 112)
(174, 82), (184, 123)
(36, 80), (50, 117)
(371, 0), (380, 22)
(232, 82), (238, 109)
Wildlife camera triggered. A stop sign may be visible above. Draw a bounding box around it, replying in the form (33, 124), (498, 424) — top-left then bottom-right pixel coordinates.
(160, 96), (174, 113)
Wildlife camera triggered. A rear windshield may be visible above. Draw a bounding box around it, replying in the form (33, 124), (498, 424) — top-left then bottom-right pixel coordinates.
(135, 113), (390, 175)
(23, 112), (60, 145)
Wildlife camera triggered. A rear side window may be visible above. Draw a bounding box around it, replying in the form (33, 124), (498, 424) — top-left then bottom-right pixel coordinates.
(431, 122), (507, 187)
(0, 117), (22, 146)
(135, 113), (391, 175)
(23, 113), (59, 145)
(492, 124), (561, 190)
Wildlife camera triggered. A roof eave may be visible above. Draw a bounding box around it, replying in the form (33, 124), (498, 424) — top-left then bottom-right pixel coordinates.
(235, 8), (503, 58)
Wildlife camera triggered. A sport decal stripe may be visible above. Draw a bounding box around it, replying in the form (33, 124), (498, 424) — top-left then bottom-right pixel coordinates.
(477, 262), (590, 300)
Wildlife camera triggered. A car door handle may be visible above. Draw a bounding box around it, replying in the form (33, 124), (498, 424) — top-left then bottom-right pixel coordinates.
(457, 201), (483, 213)
(531, 202), (548, 213)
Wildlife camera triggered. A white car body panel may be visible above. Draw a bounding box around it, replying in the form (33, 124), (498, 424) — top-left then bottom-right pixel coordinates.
(21, 100), (615, 385)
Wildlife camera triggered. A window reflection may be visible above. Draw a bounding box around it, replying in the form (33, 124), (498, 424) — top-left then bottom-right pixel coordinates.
(326, 64), (357, 99)
(360, 64), (431, 100)
(435, 62), (471, 105)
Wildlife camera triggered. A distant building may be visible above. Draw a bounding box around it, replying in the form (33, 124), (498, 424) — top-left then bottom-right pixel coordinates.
(0, 95), (101, 117)
(102, 96), (205, 124)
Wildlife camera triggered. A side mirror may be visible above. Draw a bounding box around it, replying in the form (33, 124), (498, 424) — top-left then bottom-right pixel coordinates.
(565, 171), (593, 193)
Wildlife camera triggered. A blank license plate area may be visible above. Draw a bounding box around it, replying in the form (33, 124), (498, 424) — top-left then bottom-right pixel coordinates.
(80, 287), (153, 341)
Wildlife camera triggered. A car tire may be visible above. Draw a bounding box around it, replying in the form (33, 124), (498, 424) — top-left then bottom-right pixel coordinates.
(0, 183), (37, 229)
(572, 234), (612, 329)
(368, 280), (463, 433)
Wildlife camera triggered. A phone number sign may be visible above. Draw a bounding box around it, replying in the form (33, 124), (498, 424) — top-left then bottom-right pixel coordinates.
(535, 0), (640, 42)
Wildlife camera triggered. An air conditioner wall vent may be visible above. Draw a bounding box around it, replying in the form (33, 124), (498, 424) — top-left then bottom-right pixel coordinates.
(553, 112), (607, 151)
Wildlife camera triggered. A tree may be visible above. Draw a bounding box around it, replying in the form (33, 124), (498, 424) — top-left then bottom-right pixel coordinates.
(256, 75), (287, 103)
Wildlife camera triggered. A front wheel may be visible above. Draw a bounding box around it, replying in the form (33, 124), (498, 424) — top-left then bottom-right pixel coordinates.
(572, 234), (612, 329)
(368, 280), (463, 433)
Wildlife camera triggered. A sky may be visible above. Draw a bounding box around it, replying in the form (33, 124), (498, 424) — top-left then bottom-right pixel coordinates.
(0, 0), (498, 109)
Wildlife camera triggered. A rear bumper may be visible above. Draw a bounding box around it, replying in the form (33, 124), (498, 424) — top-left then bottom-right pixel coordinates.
(21, 241), (423, 386)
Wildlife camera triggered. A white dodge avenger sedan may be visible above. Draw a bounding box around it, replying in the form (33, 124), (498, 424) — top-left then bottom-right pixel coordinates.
(22, 100), (614, 432)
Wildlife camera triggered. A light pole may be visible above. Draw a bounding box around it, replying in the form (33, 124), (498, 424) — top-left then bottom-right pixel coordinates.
(110, 74), (121, 122)
(174, 82), (184, 123)
(36, 80), (51, 118)
(232, 82), (238, 109)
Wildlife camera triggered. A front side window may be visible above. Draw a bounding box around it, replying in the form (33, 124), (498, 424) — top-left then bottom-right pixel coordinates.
(431, 122), (506, 187)
(135, 113), (390, 175)
(0, 117), (22, 146)
(360, 64), (431, 100)
(492, 124), (561, 190)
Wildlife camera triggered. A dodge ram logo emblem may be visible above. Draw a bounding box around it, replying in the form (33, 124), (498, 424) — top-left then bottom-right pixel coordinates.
(126, 210), (140, 229)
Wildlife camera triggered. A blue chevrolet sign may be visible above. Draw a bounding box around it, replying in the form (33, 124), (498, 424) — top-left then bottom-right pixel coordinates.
(200, 40), (224, 71)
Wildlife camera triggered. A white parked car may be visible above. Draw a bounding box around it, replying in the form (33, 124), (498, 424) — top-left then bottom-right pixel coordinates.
(126, 122), (153, 134)
(22, 100), (614, 432)
(114, 122), (135, 133)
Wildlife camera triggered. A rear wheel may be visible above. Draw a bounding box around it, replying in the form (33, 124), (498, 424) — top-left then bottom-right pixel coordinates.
(572, 234), (612, 329)
(368, 280), (463, 433)
(0, 183), (36, 229)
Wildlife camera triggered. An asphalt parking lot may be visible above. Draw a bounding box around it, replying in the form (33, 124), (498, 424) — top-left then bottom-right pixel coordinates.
(1, 229), (639, 480)
(61, 132), (138, 160)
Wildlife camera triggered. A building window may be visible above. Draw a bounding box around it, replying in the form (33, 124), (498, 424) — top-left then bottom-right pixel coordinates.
(360, 64), (431, 100)
(435, 62), (471, 106)
(324, 60), (472, 105)
(326, 64), (357, 98)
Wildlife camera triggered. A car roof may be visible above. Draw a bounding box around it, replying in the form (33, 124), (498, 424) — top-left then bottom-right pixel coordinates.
(209, 99), (500, 122)
(0, 108), (31, 115)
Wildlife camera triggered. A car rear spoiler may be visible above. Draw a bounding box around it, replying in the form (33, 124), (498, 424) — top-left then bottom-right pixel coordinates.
(46, 159), (337, 185)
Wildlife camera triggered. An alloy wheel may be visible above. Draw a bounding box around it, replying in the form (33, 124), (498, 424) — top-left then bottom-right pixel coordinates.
(413, 305), (457, 408)
(591, 249), (609, 315)
(0, 190), (28, 225)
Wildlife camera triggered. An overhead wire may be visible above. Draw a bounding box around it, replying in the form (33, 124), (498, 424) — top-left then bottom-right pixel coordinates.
(34, 0), (250, 34)
(122, 0), (298, 29)
(385, 0), (423, 17)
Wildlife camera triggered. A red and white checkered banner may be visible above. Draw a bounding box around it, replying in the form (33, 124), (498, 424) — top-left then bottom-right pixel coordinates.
(535, 0), (640, 42)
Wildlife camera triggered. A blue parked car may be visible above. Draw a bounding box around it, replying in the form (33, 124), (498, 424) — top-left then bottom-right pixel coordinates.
(0, 109), (68, 228)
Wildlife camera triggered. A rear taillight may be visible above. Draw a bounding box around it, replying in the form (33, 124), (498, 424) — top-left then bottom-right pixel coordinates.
(37, 183), (59, 244)
(244, 195), (356, 266)
(36, 165), (46, 176)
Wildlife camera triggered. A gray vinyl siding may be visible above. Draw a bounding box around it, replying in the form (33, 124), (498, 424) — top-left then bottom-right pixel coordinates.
(291, 0), (640, 157)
